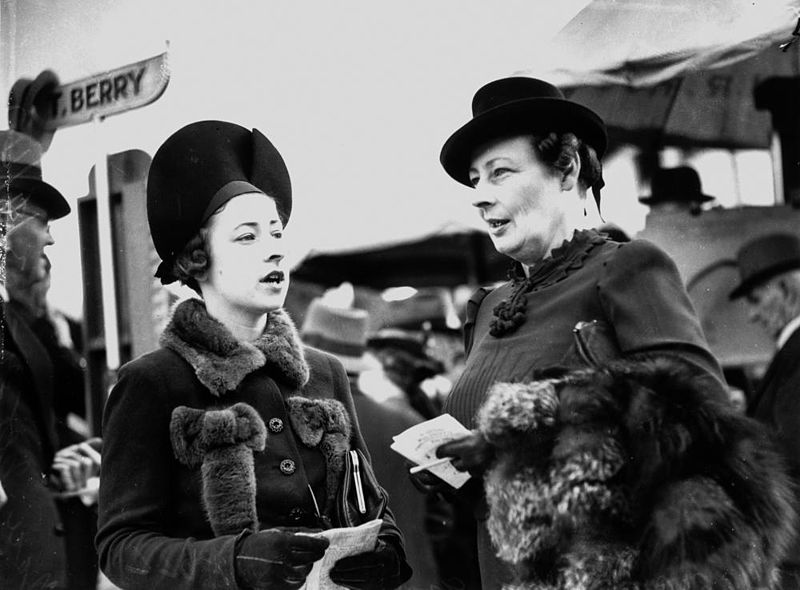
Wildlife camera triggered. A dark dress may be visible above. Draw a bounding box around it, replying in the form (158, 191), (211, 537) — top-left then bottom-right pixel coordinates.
(96, 299), (406, 589)
(443, 230), (727, 589)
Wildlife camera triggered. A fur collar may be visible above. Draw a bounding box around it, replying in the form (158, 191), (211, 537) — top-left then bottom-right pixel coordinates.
(160, 298), (310, 396)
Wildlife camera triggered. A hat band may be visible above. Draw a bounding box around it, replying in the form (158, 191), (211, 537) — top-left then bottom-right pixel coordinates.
(304, 332), (366, 358)
(201, 180), (266, 223)
(1, 161), (43, 182)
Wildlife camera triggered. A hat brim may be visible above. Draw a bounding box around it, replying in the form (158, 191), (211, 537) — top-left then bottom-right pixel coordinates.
(6, 178), (70, 219)
(335, 352), (382, 375)
(440, 97), (608, 187)
(729, 260), (800, 300)
(639, 193), (714, 205)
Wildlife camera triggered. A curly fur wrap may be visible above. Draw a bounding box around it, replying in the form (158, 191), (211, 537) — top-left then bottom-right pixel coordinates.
(477, 356), (797, 590)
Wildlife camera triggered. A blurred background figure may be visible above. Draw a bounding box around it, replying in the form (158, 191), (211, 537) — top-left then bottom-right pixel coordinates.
(730, 232), (800, 588)
(1, 129), (101, 590)
(300, 283), (440, 590)
(366, 328), (445, 421)
(639, 166), (716, 218)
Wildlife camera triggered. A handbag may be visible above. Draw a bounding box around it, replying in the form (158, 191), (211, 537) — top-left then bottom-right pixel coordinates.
(571, 319), (622, 368)
(334, 448), (388, 527)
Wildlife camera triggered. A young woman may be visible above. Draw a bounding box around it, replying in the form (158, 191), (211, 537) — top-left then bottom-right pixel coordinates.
(96, 120), (411, 590)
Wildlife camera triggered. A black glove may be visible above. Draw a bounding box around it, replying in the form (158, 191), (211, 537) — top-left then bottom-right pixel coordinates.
(329, 536), (412, 590)
(235, 527), (330, 590)
(435, 429), (495, 476)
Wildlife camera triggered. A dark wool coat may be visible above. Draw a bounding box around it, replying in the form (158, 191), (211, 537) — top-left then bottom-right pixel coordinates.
(749, 327), (800, 571)
(0, 298), (67, 590)
(96, 299), (404, 590)
(478, 356), (796, 590)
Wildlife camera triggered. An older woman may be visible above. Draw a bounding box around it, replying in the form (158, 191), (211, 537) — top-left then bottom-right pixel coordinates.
(96, 121), (411, 590)
(419, 78), (796, 589)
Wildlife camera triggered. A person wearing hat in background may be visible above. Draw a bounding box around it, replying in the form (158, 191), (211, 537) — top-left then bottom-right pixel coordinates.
(639, 165), (715, 217)
(0, 129), (102, 590)
(96, 120), (411, 590)
(730, 232), (800, 588)
(300, 287), (440, 590)
(409, 76), (797, 589)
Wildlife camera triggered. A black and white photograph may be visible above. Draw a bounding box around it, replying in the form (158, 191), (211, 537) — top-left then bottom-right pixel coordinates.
(3, 1), (800, 588)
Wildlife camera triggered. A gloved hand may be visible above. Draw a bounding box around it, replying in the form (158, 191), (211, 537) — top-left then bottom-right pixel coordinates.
(329, 536), (412, 590)
(235, 527), (330, 590)
(435, 429), (495, 476)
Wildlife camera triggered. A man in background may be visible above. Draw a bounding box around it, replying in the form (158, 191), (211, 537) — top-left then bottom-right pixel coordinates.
(1, 129), (101, 589)
(730, 232), (800, 589)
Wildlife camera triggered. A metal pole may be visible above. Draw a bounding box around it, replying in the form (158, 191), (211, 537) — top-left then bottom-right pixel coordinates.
(93, 114), (121, 372)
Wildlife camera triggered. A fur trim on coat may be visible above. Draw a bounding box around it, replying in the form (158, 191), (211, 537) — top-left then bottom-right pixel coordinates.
(170, 403), (266, 535)
(477, 356), (797, 590)
(160, 298), (309, 396)
(286, 396), (353, 515)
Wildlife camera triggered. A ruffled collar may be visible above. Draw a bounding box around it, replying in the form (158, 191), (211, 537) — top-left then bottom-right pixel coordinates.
(160, 298), (310, 396)
(510, 228), (607, 289)
(491, 229), (607, 337)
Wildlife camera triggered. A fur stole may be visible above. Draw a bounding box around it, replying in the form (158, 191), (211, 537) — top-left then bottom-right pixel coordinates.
(160, 298), (309, 396)
(478, 356), (797, 590)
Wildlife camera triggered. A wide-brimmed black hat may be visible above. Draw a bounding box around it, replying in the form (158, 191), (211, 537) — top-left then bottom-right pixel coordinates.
(639, 166), (714, 206)
(729, 233), (800, 300)
(440, 77), (608, 187)
(0, 129), (70, 219)
(147, 120), (292, 282)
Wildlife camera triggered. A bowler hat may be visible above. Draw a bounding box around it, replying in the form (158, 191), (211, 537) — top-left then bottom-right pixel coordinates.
(147, 120), (292, 282)
(729, 233), (800, 300)
(300, 298), (381, 375)
(440, 77), (607, 187)
(639, 167), (714, 206)
(0, 129), (70, 219)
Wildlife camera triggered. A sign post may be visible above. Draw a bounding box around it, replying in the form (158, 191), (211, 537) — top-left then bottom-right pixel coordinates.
(30, 50), (170, 372)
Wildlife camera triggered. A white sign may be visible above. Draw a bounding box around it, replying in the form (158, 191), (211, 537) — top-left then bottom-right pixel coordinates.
(37, 52), (169, 129)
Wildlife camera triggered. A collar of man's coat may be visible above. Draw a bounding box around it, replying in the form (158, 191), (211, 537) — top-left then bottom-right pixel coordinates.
(160, 298), (310, 396)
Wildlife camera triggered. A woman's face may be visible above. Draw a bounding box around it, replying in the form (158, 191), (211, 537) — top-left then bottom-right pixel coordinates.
(200, 192), (288, 322)
(468, 135), (567, 266)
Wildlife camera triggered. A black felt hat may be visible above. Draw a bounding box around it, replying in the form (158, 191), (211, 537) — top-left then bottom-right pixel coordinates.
(639, 167), (714, 206)
(0, 129), (70, 219)
(440, 77), (607, 187)
(147, 120), (292, 282)
(729, 233), (800, 300)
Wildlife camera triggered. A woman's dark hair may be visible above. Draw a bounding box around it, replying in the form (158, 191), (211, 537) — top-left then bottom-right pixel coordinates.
(531, 132), (605, 210)
(165, 229), (210, 294)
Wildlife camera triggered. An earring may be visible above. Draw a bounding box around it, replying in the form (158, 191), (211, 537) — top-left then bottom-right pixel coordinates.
(583, 206), (587, 217)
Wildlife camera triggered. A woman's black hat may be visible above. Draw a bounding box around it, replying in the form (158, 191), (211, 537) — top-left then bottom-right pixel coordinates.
(639, 167), (714, 206)
(439, 77), (607, 187)
(147, 120), (292, 282)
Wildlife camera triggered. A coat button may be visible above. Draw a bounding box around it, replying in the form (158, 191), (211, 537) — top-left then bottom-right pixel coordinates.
(289, 507), (304, 521)
(268, 418), (284, 433)
(280, 459), (296, 475)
